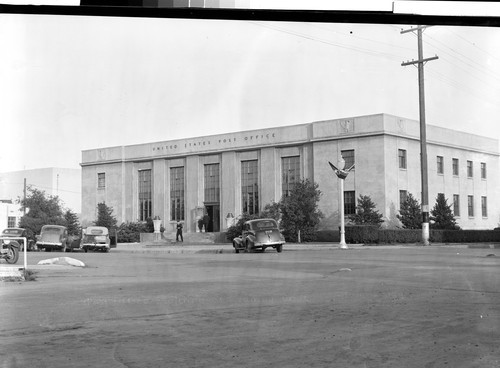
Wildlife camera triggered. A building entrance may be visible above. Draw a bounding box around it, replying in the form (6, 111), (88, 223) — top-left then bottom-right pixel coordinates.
(204, 204), (220, 232)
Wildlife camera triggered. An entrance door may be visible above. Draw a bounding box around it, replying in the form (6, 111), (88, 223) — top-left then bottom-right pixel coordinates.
(204, 204), (220, 232)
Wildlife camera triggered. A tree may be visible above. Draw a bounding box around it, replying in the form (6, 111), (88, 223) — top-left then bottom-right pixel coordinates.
(397, 192), (422, 229)
(18, 185), (65, 238)
(279, 179), (324, 242)
(64, 209), (81, 236)
(259, 201), (281, 222)
(349, 194), (384, 227)
(430, 193), (459, 230)
(94, 202), (117, 229)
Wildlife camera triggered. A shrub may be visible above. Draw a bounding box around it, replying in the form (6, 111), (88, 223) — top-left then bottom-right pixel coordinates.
(117, 221), (148, 243)
(345, 225), (379, 244)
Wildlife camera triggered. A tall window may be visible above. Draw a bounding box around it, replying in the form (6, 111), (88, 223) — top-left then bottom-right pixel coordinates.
(204, 164), (220, 203)
(467, 161), (473, 178)
(399, 190), (408, 210)
(138, 169), (152, 221)
(453, 194), (460, 217)
(344, 191), (356, 215)
(481, 162), (487, 179)
(481, 196), (487, 217)
(398, 149), (407, 169)
(170, 167), (185, 221)
(97, 173), (105, 189)
(437, 156), (444, 174)
(282, 156), (300, 197)
(341, 149), (355, 170)
(241, 160), (259, 215)
(468, 195), (474, 217)
(452, 158), (459, 176)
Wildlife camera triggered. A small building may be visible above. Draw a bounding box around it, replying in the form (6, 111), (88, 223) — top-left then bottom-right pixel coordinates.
(80, 113), (499, 233)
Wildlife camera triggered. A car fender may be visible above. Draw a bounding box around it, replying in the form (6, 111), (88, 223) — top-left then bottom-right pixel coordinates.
(233, 236), (244, 247)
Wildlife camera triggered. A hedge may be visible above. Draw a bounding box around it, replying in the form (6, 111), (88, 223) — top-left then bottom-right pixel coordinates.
(315, 227), (500, 244)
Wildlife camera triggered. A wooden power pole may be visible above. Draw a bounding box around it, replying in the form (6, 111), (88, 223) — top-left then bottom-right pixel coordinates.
(401, 25), (438, 246)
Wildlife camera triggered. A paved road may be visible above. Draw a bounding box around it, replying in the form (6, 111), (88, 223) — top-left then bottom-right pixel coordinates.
(1, 246), (499, 367)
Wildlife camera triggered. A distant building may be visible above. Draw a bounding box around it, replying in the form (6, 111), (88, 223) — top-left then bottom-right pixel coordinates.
(80, 113), (499, 233)
(0, 168), (81, 230)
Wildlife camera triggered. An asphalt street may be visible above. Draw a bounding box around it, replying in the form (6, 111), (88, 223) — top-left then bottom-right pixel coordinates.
(1, 244), (499, 368)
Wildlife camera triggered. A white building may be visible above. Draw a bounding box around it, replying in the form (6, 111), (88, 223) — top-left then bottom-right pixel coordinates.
(80, 114), (500, 233)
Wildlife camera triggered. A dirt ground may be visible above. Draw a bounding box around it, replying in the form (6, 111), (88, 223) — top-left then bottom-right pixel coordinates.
(1, 246), (499, 367)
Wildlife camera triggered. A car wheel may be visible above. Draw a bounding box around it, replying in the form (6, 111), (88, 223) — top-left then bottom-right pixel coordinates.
(276, 244), (283, 253)
(5, 245), (19, 264)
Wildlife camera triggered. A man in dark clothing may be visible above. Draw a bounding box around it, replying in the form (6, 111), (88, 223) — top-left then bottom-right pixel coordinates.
(176, 221), (183, 242)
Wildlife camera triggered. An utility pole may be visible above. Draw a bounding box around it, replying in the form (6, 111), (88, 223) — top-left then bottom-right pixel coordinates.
(401, 25), (438, 246)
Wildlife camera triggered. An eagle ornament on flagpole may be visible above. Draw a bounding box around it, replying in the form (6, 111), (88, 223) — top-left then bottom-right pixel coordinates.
(328, 159), (355, 249)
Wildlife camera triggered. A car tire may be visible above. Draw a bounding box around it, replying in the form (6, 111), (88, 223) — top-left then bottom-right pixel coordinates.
(276, 244), (283, 253)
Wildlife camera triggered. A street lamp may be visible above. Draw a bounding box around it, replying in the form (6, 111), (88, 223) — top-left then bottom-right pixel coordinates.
(328, 157), (355, 249)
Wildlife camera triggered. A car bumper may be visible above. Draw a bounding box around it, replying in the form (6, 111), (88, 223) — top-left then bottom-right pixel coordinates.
(36, 242), (64, 250)
(81, 244), (110, 251)
(254, 241), (284, 248)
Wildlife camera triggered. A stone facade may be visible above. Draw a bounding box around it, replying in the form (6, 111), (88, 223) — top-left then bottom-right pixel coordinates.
(80, 113), (500, 232)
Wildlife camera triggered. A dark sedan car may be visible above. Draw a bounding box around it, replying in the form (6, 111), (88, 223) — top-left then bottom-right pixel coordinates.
(233, 218), (285, 253)
(0, 227), (36, 251)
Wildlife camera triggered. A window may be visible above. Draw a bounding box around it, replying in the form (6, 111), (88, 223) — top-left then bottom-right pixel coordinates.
(138, 169), (152, 221)
(204, 164), (220, 203)
(467, 161), (473, 178)
(170, 167), (185, 221)
(7, 216), (16, 228)
(282, 156), (300, 197)
(241, 160), (259, 215)
(481, 162), (487, 179)
(452, 158), (459, 176)
(481, 196), (487, 217)
(437, 156), (444, 174)
(468, 195), (474, 217)
(453, 194), (460, 217)
(344, 191), (356, 215)
(399, 190), (408, 210)
(341, 149), (355, 170)
(97, 173), (105, 189)
(398, 149), (407, 169)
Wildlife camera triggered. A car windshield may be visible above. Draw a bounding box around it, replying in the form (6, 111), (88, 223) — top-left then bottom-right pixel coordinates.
(1, 229), (23, 236)
(42, 227), (63, 234)
(251, 220), (277, 230)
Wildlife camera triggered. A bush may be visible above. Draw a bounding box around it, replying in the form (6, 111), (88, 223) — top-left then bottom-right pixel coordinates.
(315, 230), (340, 243)
(378, 229), (422, 244)
(345, 225), (379, 244)
(117, 221), (148, 243)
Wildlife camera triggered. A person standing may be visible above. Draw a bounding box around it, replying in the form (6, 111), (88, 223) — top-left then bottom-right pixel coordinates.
(176, 221), (183, 242)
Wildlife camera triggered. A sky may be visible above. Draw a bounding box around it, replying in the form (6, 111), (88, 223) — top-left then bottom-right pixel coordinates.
(1, 2), (500, 172)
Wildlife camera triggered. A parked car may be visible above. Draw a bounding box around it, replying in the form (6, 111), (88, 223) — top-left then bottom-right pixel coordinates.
(80, 226), (111, 253)
(36, 225), (69, 252)
(0, 227), (36, 251)
(233, 218), (285, 253)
